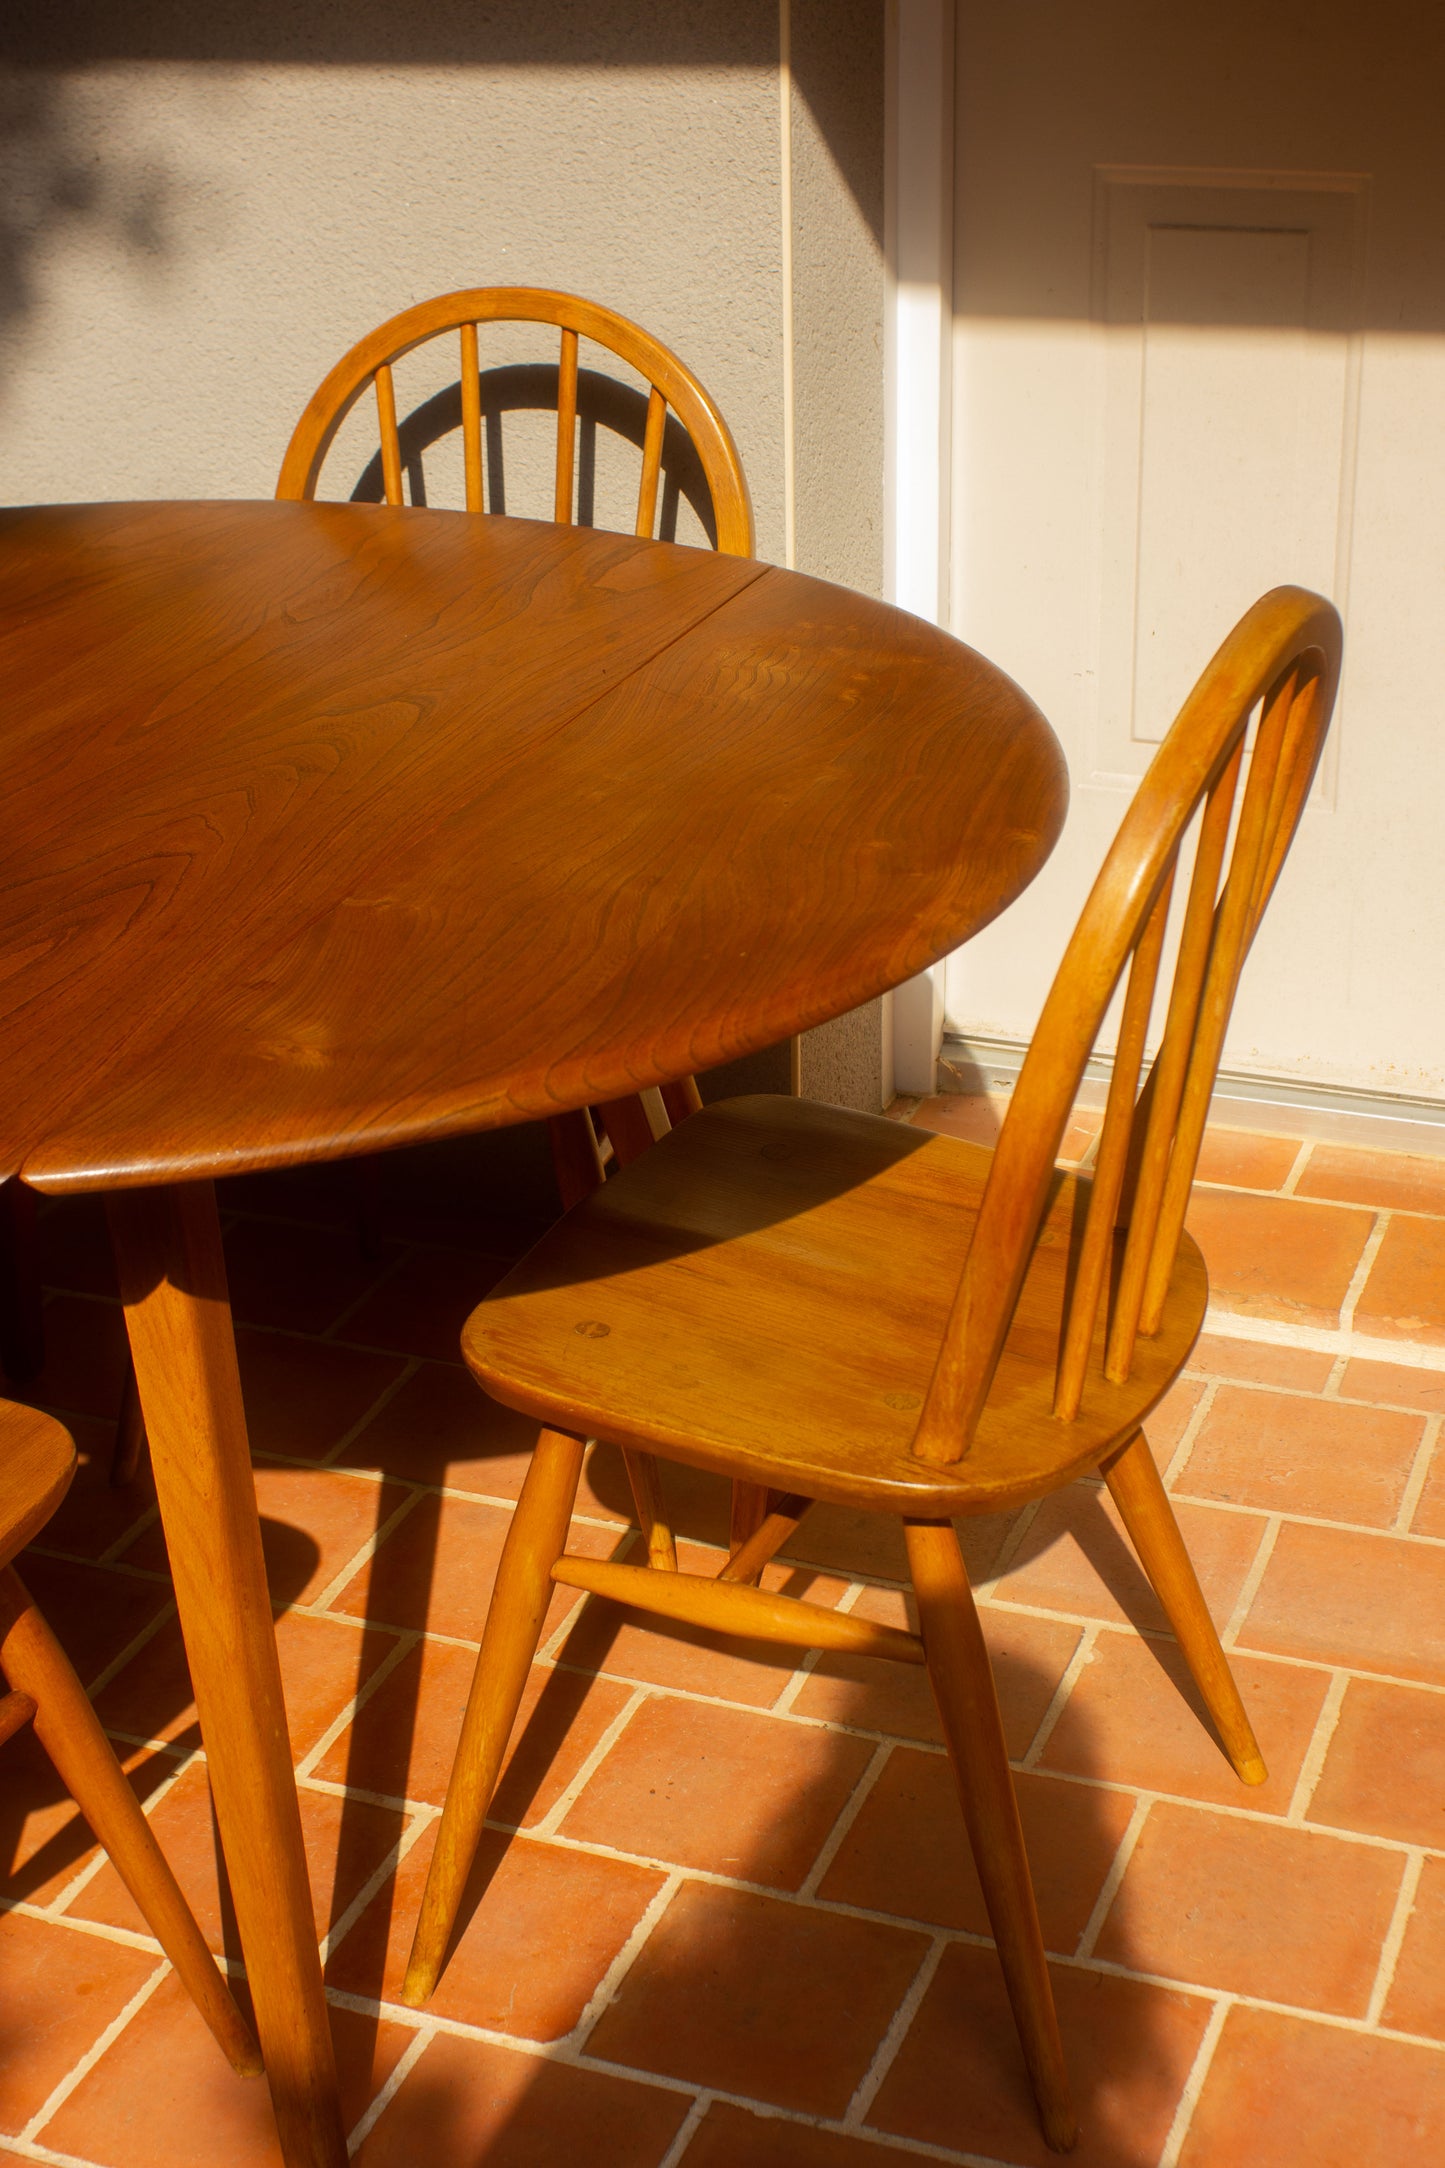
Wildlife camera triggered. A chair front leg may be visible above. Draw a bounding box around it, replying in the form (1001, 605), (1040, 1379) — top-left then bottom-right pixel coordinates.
(1102, 1428), (1266, 1784)
(402, 1425), (585, 2005)
(905, 1519), (1077, 2153)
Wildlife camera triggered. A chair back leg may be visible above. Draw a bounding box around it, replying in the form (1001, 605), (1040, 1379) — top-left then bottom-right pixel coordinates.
(1101, 1430), (1266, 1784)
(402, 1425), (585, 2006)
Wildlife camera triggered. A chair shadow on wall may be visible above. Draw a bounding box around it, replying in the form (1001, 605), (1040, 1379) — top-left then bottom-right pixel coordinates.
(346, 362), (723, 548)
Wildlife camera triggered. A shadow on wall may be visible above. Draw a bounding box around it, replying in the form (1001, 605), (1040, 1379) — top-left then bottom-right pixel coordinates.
(0, 69), (181, 331)
(0, 0), (882, 345)
(348, 364), (721, 548)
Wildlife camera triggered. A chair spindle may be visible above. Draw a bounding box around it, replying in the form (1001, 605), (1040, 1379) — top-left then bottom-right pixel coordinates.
(1054, 865), (1175, 1420)
(1104, 733), (1245, 1381)
(374, 365), (404, 507)
(1137, 672), (1299, 1334)
(460, 322), (483, 513)
(554, 325), (579, 524)
(635, 385), (667, 539)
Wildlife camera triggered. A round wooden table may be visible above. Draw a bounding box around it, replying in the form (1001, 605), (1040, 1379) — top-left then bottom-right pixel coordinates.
(0, 500), (1066, 2166)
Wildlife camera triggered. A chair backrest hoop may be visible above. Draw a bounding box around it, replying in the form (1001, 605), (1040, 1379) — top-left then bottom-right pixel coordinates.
(909, 585), (1342, 1467)
(275, 285), (755, 558)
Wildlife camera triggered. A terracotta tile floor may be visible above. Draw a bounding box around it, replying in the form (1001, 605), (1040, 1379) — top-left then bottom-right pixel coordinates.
(5, 1098), (1445, 2166)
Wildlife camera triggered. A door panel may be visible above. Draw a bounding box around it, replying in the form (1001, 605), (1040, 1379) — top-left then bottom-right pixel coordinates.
(945, 1), (1445, 1097)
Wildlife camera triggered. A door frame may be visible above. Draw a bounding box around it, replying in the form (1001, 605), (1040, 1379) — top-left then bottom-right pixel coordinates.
(883, 0), (955, 1096)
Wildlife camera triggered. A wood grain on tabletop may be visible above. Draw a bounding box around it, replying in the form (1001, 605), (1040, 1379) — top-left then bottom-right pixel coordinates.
(0, 499), (1065, 1193)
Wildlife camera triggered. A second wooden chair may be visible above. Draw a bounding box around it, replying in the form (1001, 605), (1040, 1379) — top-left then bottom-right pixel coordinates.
(276, 283), (761, 1544)
(395, 586), (1342, 2149)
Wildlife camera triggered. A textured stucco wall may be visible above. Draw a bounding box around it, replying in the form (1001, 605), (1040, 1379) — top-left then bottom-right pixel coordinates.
(789, 0), (887, 1109)
(1, 0), (886, 1106)
(0, 3), (786, 554)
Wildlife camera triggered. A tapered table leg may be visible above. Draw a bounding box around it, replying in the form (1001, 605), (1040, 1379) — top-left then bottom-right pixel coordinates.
(106, 1181), (346, 2168)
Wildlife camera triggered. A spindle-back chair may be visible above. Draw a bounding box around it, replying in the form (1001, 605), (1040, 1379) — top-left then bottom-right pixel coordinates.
(275, 285), (753, 556)
(1, 1397), (260, 2076)
(278, 286), (757, 1543)
(396, 586), (1341, 2149)
(279, 288), (762, 1560)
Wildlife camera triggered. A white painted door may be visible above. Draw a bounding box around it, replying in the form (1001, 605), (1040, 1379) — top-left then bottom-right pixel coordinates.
(943, 0), (1445, 1099)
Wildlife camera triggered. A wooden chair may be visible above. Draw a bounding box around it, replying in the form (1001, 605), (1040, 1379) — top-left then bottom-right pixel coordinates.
(396, 587), (1342, 2149)
(278, 284), (762, 1551)
(1, 1397), (261, 2073)
(275, 284), (753, 557)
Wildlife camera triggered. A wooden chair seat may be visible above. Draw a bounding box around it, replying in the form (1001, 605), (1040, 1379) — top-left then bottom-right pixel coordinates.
(465, 1093), (1207, 1518)
(0, 1398), (74, 1561)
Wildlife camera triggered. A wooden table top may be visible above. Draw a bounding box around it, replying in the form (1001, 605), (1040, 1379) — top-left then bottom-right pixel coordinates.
(1, 500), (1065, 1194)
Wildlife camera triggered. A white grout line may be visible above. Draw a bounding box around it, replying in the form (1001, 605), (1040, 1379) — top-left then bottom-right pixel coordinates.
(316, 1243), (413, 1342)
(767, 1646), (826, 1717)
(1156, 1994), (1233, 2168)
(1185, 1355), (1443, 1415)
(1073, 1794), (1151, 1959)
(796, 1741), (893, 1900)
(344, 2021), (434, 2157)
(293, 1748), (1445, 1879)
(1366, 1848), (1425, 2028)
(78, 1597), (178, 1703)
(1200, 1302), (1445, 1373)
(528, 1686), (652, 1840)
(1219, 1514), (1281, 1649)
(569, 1869), (685, 2052)
(1020, 1622), (1099, 1770)
(1153, 1488), (1445, 1553)
(316, 1354), (423, 1470)
(19, 1959), (171, 2141)
(0, 1901), (172, 1955)
(1279, 1139), (1315, 1196)
(1285, 1671), (1350, 1824)
(1322, 1354), (1350, 1398)
(292, 1626), (423, 1782)
(1039, 1953), (1445, 2042)
(320, 1807), (436, 1966)
(321, 1948), (1445, 2060)
(305, 1484), (432, 1614)
(45, 1744), (204, 1919)
(1395, 1413), (1443, 1536)
(0, 2136), (118, 2166)
(335, 1979), (1017, 2168)
(971, 1498), (1042, 1599)
(770, 1576), (864, 1716)
(655, 2090), (713, 2168)
(841, 1934), (947, 2128)
(20, 1542), (174, 1592)
(1162, 1379), (1218, 1489)
(1341, 1212), (1394, 1335)
(1023, 1763), (1437, 1859)
(96, 1501), (160, 1565)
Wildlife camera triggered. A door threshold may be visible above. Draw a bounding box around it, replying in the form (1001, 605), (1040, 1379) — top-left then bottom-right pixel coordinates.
(938, 1034), (1445, 1156)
